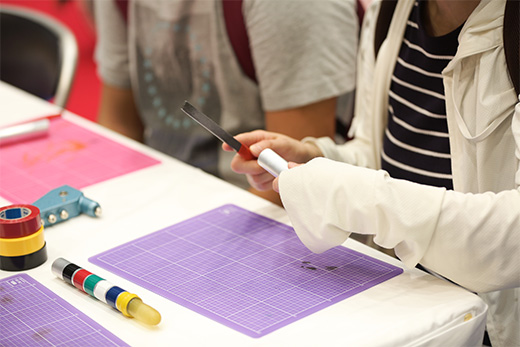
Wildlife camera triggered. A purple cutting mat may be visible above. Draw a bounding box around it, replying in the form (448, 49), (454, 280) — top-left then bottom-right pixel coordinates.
(89, 204), (403, 338)
(0, 273), (129, 346)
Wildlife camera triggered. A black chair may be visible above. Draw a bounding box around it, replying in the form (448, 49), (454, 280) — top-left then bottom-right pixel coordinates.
(0, 5), (78, 108)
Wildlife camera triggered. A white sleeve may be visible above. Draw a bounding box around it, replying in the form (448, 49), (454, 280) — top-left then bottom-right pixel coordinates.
(243, 0), (358, 111)
(279, 157), (520, 293)
(93, 0), (131, 88)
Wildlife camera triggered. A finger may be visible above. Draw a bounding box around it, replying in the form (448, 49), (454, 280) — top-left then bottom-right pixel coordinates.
(273, 163), (299, 193)
(246, 174), (274, 191)
(273, 177), (280, 193)
(251, 170), (276, 187)
(230, 153), (265, 175)
(288, 162), (302, 169)
(224, 130), (272, 153)
(234, 130), (275, 147)
(250, 137), (303, 162)
(250, 139), (284, 157)
(222, 142), (233, 152)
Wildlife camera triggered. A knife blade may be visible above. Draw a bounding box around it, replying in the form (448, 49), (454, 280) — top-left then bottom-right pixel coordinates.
(181, 101), (254, 160)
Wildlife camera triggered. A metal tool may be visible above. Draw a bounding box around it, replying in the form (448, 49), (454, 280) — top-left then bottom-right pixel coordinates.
(33, 185), (101, 227)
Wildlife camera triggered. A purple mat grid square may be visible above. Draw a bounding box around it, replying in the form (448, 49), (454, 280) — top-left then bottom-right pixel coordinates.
(0, 274), (128, 346)
(200, 288), (260, 317)
(89, 204), (403, 338)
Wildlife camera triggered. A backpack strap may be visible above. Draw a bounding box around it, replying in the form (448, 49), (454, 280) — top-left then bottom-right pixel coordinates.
(374, 0), (397, 58)
(504, 0), (519, 95)
(356, 0), (366, 27)
(114, 0), (129, 22)
(112, 0), (257, 82)
(224, 0), (366, 85)
(374, 0), (518, 96)
(222, 0), (257, 83)
(114, 0), (369, 89)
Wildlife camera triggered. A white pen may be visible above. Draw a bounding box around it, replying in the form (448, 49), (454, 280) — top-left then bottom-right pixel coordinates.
(0, 118), (51, 145)
(257, 148), (289, 177)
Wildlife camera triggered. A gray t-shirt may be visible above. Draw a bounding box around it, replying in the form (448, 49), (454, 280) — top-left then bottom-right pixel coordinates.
(94, 0), (358, 188)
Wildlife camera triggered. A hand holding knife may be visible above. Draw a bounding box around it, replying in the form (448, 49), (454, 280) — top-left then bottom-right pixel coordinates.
(180, 101), (288, 177)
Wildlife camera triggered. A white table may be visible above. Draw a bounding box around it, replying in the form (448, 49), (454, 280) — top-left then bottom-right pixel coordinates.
(0, 82), (487, 346)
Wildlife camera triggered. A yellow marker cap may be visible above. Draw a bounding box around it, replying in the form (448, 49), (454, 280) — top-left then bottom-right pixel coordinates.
(115, 292), (139, 317)
(127, 297), (162, 325)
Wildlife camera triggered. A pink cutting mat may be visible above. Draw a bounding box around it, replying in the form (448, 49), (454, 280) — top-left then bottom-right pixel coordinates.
(0, 118), (160, 203)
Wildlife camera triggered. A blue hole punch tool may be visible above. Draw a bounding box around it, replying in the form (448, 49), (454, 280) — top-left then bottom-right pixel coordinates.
(33, 185), (101, 227)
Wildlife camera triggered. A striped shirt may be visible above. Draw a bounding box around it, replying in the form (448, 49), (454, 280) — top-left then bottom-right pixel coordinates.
(381, 1), (462, 189)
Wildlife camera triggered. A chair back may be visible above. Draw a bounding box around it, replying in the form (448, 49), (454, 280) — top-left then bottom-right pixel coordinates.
(0, 5), (78, 108)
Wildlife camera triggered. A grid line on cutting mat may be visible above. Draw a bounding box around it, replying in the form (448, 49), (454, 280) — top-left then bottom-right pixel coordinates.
(89, 204), (402, 338)
(0, 274), (129, 346)
(0, 118), (159, 203)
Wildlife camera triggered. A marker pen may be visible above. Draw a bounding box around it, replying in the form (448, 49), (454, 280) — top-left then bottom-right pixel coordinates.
(52, 258), (161, 325)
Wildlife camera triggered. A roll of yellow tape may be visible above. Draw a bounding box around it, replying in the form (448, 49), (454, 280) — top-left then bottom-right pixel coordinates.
(0, 225), (45, 257)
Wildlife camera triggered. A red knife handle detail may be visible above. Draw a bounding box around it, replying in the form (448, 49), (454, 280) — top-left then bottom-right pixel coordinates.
(238, 145), (255, 160)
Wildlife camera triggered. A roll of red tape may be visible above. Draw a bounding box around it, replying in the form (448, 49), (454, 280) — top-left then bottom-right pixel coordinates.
(0, 205), (42, 238)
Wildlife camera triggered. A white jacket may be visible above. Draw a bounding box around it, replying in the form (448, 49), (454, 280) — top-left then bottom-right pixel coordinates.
(279, 1), (520, 346)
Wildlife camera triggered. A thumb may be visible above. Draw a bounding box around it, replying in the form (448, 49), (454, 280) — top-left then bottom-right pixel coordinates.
(222, 142), (233, 152)
(288, 162), (302, 169)
(249, 140), (275, 157)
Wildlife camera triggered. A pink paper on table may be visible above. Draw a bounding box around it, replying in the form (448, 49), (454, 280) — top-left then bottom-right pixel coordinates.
(0, 118), (160, 203)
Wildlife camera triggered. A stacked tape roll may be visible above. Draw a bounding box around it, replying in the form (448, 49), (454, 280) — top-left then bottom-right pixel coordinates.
(0, 204), (47, 271)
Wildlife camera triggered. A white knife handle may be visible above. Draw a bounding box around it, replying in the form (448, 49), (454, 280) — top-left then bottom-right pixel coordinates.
(257, 148), (289, 177)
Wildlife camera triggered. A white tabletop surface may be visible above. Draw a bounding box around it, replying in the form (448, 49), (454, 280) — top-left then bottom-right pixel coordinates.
(0, 82), (487, 346)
